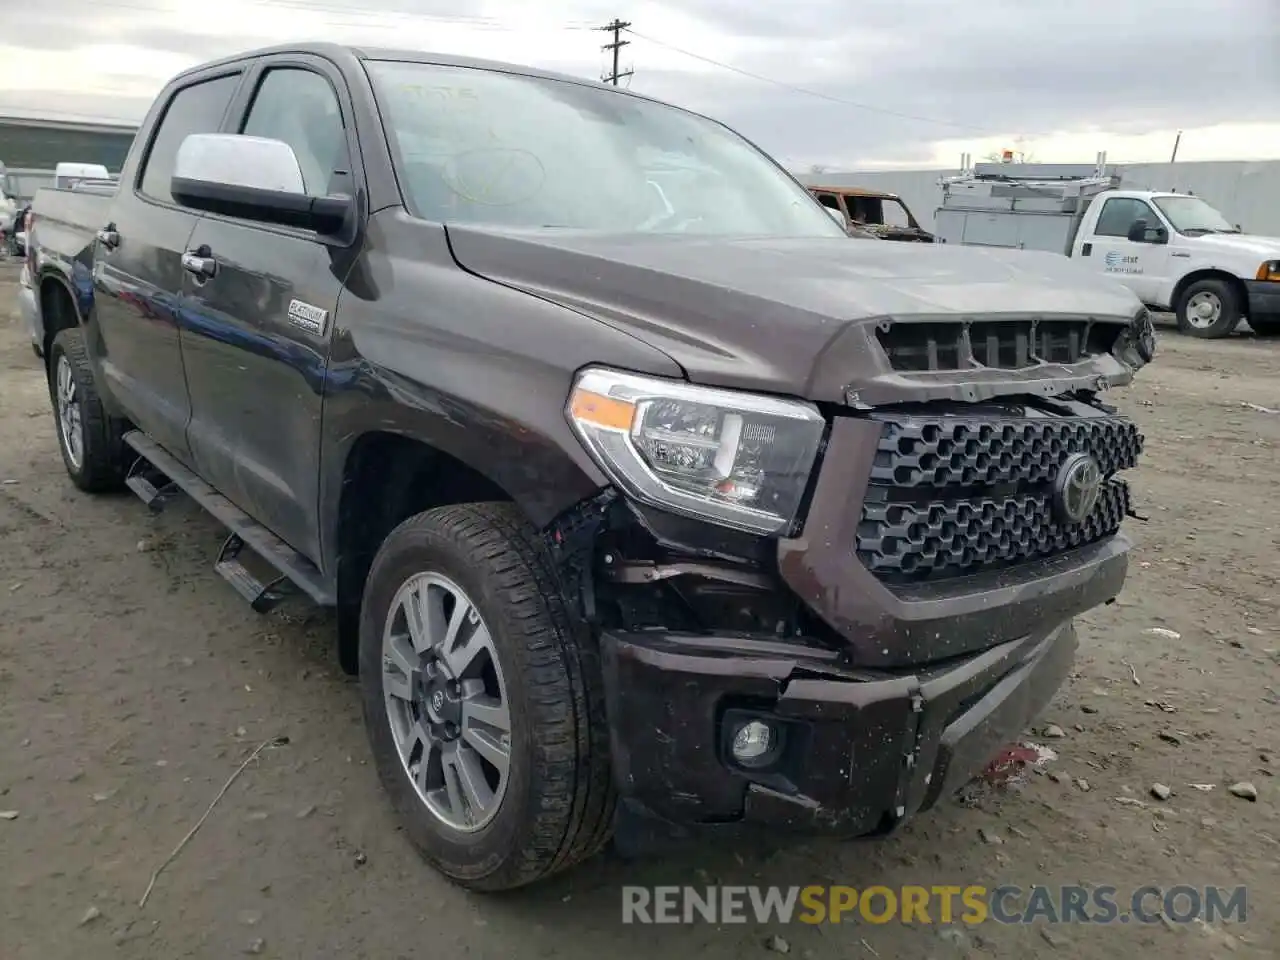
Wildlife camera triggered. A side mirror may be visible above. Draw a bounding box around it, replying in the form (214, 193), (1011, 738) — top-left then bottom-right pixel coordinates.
(823, 206), (847, 229)
(170, 133), (350, 235)
(1126, 218), (1167, 244)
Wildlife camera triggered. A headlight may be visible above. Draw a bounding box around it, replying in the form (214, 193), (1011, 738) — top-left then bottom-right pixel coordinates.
(566, 367), (826, 535)
(1257, 260), (1280, 282)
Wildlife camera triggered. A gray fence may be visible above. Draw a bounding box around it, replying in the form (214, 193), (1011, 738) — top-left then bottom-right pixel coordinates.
(797, 160), (1280, 237)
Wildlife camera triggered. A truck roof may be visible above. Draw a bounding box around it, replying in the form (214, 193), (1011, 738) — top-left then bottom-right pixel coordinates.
(808, 185), (902, 201)
(171, 41), (618, 94)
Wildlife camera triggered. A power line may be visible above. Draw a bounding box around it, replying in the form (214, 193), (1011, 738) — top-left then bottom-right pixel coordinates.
(626, 28), (989, 133)
(598, 19), (634, 86)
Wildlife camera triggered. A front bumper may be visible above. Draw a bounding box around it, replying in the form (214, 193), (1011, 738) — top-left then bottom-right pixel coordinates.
(602, 618), (1078, 848)
(1245, 279), (1280, 323)
(602, 411), (1135, 848)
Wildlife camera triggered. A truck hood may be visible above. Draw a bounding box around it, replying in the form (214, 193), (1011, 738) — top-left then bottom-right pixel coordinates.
(1185, 232), (1280, 258)
(445, 227), (1148, 405)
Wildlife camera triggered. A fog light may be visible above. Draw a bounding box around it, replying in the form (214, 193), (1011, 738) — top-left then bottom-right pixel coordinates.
(731, 720), (774, 764)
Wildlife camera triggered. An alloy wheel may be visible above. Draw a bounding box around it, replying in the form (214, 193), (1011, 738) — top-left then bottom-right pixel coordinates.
(381, 572), (512, 832)
(55, 354), (84, 470)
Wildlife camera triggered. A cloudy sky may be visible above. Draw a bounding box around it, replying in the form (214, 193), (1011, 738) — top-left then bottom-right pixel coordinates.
(1, 0), (1277, 170)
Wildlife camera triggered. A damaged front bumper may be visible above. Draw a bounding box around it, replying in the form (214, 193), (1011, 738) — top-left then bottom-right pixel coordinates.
(586, 309), (1145, 850)
(602, 617), (1077, 852)
(595, 402), (1135, 851)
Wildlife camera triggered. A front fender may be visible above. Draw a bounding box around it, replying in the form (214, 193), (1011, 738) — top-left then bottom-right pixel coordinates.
(319, 350), (609, 535)
(314, 214), (684, 578)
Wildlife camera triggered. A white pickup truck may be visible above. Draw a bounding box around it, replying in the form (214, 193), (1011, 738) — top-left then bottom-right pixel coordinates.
(936, 162), (1280, 339)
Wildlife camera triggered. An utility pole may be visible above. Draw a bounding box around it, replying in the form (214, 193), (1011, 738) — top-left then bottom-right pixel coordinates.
(598, 19), (633, 86)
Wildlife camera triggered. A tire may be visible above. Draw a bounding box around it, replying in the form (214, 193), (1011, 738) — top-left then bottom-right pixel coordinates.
(47, 328), (127, 492)
(1175, 278), (1241, 338)
(1249, 316), (1280, 337)
(358, 502), (616, 890)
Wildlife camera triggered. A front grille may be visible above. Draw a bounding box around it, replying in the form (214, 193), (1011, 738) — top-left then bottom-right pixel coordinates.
(870, 414), (1143, 488)
(855, 404), (1143, 583)
(876, 319), (1123, 372)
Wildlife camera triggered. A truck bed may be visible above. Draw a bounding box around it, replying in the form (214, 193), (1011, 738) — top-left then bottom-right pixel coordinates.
(31, 187), (115, 267)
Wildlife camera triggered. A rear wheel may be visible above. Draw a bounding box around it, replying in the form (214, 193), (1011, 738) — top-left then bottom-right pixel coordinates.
(1249, 316), (1280, 337)
(358, 502), (615, 890)
(47, 328), (127, 492)
(1175, 279), (1241, 338)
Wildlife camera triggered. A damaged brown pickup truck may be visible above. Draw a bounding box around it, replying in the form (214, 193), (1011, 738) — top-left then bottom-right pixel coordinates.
(810, 184), (935, 242)
(34, 43), (1156, 891)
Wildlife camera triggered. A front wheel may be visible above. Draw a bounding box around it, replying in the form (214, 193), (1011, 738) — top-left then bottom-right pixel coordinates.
(47, 328), (127, 492)
(358, 502), (615, 890)
(1175, 279), (1241, 338)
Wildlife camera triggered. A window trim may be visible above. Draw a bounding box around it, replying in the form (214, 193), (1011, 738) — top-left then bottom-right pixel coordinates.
(1094, 196), (1161, 239)
(238, 64), (351, 198)
(133, 69), (245, 211)
(199, 53), (366, 247)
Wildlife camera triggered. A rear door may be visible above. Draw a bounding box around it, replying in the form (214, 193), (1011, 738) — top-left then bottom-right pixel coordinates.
(179, 55), (361, 560)
(90, 70), (243, 461)
(1077, 195), (1172, 304)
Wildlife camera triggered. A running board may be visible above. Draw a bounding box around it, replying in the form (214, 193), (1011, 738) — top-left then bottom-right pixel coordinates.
(122, 431), (335, 609)
(216, 533), (290, 612)
(125, 456), (181, 513)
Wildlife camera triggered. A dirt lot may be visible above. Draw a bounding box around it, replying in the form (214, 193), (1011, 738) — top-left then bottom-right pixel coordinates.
(0, 259), (1276, 959)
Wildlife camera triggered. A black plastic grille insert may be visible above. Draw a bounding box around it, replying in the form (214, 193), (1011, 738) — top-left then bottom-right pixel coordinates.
(876, 318), (1123, 372)
(856, 407), (1143, 583)
(870, 414), (1143, 489)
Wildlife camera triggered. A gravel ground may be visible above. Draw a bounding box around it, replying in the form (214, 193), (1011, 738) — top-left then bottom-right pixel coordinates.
(0, 260), (1276, 958)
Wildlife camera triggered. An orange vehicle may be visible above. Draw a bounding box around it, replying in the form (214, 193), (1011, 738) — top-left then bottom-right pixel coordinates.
(808, 185), (934, 242)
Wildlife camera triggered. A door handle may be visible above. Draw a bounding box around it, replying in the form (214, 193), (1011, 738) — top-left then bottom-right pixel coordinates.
(181, 250), (217, 280)
(96, 224), (119, 249)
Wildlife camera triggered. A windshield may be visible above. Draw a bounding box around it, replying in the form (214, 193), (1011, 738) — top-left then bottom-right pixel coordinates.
(1153, 195), (1238, 234)
(366, 61), (845, 238)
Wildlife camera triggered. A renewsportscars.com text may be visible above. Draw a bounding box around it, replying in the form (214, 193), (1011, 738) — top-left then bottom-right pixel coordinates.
(621, 884), (1248, 926)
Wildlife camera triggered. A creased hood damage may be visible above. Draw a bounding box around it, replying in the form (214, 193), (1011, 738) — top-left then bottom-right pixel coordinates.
(446, 227), (1152, 404)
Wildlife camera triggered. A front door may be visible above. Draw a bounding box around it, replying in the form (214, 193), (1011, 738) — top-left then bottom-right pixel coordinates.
(1083, 196), (1172, 304)
(179, 57), (359, 562)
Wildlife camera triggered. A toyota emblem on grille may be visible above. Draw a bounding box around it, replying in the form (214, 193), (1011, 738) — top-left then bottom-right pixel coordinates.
(1054, 453), (1102, 524)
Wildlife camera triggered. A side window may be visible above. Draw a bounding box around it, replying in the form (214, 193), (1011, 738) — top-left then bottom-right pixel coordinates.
(139, 75), (240, 204)
(242, 68), (347, 197)
(814, 192), (842, 212)
(882, 199), (911, 229)
(1095, 197), (1158, 237)
(847, 196), (876, 224)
